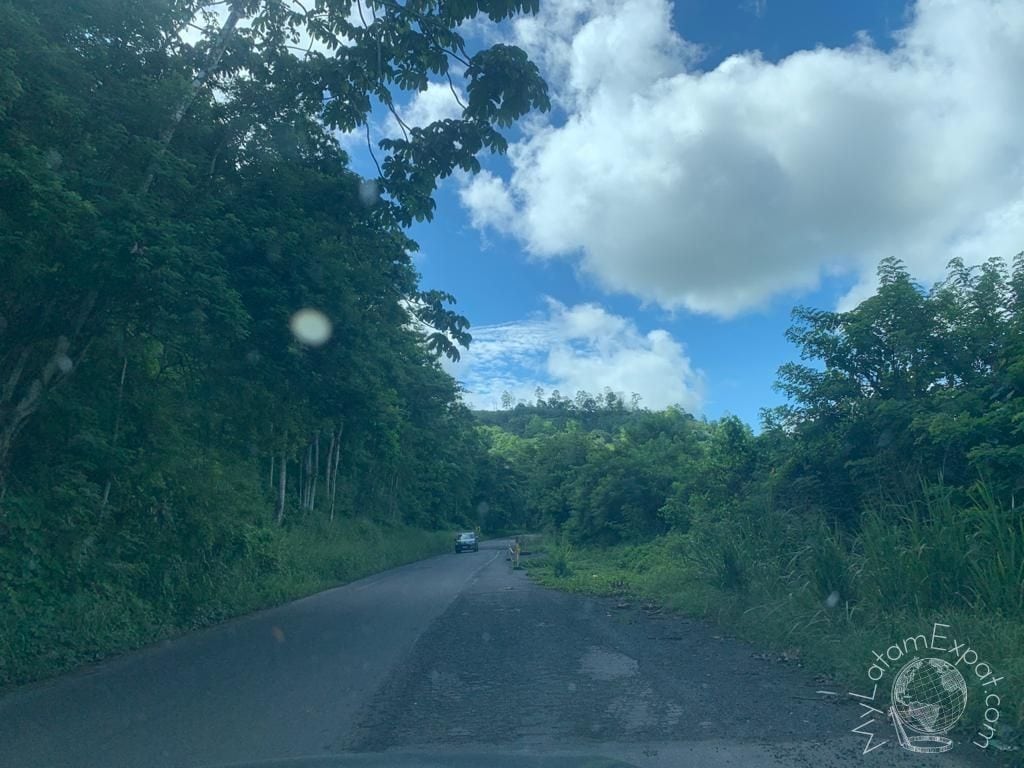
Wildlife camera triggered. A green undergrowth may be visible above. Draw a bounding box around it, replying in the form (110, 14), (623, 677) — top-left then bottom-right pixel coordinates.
(0, 519), (451, 688)
(528, 531), (1024, 758)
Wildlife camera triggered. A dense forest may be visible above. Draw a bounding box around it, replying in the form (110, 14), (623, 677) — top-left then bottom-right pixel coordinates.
(0, 0), (548, 684)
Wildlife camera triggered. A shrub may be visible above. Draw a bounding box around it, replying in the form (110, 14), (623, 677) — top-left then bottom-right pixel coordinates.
(550, 536), (574, 578)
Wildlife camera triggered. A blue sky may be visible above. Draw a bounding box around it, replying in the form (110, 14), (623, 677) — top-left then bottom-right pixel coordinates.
(343, 0), (1024, 427)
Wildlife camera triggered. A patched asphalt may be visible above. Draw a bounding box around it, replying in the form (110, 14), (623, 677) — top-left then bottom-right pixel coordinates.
(0, 539), (1000, 768)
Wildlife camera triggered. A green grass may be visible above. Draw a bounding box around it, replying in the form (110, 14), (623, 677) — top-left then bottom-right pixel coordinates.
(0, 518), (452, 687)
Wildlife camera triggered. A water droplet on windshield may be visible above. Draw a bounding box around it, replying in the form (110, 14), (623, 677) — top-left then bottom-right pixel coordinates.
(289, 309), (332, 347)
(358, 179), (380, 207)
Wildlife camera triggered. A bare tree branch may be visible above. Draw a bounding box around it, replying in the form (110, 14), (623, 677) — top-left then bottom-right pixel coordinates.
(365, 121), (383, 177)
(139, 4), (243, 196)
(446, 70), (466, 110)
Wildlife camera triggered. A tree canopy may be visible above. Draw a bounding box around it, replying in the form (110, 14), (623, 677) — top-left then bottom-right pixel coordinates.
(0, 0), (548, 683)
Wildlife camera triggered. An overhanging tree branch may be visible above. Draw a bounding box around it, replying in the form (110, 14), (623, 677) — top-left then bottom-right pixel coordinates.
(139, 3), (243, 196)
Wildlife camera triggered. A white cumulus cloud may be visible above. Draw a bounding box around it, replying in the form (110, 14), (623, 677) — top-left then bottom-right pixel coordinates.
(402, 80), (466, 128)
(460, 0), (1024, 317)
(445, 300), (704, 411)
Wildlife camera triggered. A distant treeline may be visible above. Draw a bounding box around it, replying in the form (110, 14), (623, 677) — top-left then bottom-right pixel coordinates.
(474, 387), (643, 437)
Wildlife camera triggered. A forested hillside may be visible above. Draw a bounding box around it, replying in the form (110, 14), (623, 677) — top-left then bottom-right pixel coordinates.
(479, 256), (1024, 741)
(0, 0), (548, 685)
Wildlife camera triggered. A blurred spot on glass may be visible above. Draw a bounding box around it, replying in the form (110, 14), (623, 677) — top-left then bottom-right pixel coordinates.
(290, 308), (332, 347)
(358, 179), (380, 207)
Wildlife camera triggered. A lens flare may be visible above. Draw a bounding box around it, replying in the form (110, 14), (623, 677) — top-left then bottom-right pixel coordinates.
(358, 179), (380, 207)
(289, 309), (332, 347)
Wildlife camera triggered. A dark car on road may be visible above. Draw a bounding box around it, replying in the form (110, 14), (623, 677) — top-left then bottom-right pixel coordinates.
(454, 532), (479, 553)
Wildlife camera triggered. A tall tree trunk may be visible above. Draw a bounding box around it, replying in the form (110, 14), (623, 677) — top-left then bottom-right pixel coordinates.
(299, 444), (307, 512)
(269, 423), (275, 490)
(329, 421), (344, 522)
(305, 443), (313, 509)
(0, 291), (97, 484)
(138, 5), (243, 196)
(307, 442), (314, 509)
(100, 355), (129, 511)
(325, 430), (337, 514)
(276, 449), (287, 525)
(310, 431), (320, 511)
(0, 341), (74, 482)
(389, 471), (399, 521)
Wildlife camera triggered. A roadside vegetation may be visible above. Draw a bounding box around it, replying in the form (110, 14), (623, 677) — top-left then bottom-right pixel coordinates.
(482, 256), (1024, 751)
(2, 520), (451, 686)
(0, 0), (548, 686)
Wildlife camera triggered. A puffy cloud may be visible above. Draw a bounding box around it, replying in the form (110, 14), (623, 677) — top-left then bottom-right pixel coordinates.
(460, 170), (517, 230)
(460, 0), (1024, 316)
(445, 299), (704, 411)
(402, 80), (466, 128)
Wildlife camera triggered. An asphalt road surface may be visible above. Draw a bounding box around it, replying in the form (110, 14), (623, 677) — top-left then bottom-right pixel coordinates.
(0, 539), (997, 768)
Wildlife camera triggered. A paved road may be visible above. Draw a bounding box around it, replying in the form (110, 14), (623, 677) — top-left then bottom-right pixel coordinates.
(0, 539), (995, 768)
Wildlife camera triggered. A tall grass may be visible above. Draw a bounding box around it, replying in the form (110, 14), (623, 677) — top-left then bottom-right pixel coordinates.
(965, 484), (1024, 615)
(550, 536), (574, 578)
(855, 482), (1023, 616)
